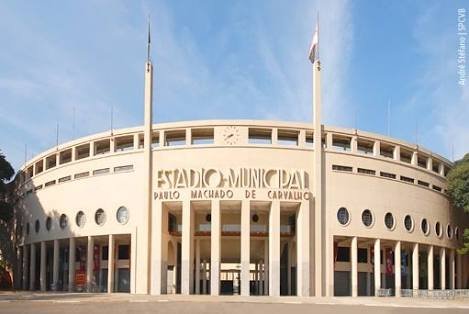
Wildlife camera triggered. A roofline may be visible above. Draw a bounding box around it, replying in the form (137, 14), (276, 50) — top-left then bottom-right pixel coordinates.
(20, 119), (453, 170)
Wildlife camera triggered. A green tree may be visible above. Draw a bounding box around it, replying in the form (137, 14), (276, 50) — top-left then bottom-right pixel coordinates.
(447, 153), (469, 254)
(0, 151), (15, 289)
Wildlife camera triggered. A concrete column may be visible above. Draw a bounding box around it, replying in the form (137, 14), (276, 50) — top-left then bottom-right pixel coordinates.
(152, 200), (165, 295)
(393, 145), (400, 161)
(374, 239), (381, 296)
(325, 235), (335, 297)
(181, 200), (193, 295)
(449, 249), (455, 289)
(351, 136), (358, 153)
(240, 200), (250, 296)
(210, 200), (220, 296)
(272, 128), (278, 145)
(426, 157), (432, 171)
(297, 201), (310, 296)
(22, 245), (29, 290)
(68, 238), (75, 292)
(394, 241), (401, 297)
(351, 237), (358, 297)
(411, 152), (418, 166)
(373, 140), (380, 157)
(264, 240), (269, 295)
(412, 243), (419, 290)
(110, 137), (115, 152)
(298, 130), (306, 149)
(186, 128), (191, 145)
(52, 239), (59, 291)
(133, 133), (139, 149)
(457, 253), (463, 289)
(326, 132), (333, 149)
(40, 242), (46, 291)
(428, 245), (434, 290)
(107, 235), (114, 293)
(287, 242), (292, 295)
(438, 163), (445, 176)
(195, 239), (201, 294)
(269, 200), (280, 296)
(29, 243), (36, 290)
(440, 248), (446, 290)
(71, 147), (76, 162)
(87, 236), (94, 291)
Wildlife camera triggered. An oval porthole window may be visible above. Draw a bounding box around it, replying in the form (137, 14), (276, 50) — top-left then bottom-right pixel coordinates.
(60, 214), (68, 229)
(46, 217), (52, 231)
(447, 224), (452, 239)
(116, 206), (129, 225)
(455, 227), (459, 240)
(35, 219), (40, 233)
(361, 209), (373, 227)
(252, 214), (259, 223)
(421, 218), (429, 235)
(404, 215), (413, 232)
(76, 211), (86, 228)
(95, 208), (106, 226)
(435, 222), (442, 237)
(384, 212), (394, 230)
(337, 207), (350, 225)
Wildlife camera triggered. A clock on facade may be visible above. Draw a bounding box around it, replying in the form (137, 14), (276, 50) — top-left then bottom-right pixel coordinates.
(222, 126), (240, 145)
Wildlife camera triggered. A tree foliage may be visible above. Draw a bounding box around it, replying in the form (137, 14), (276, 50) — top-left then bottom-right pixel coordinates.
(447, 153), (469, 212)
(0, 151), (15, 288)
(0, 152), (14, 223)
(447, 153), (469, 255)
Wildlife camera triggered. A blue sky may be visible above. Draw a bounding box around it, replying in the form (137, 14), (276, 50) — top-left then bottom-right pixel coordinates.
(0, 0), (468, 171)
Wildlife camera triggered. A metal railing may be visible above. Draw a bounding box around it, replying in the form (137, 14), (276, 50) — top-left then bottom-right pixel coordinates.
(394, 289), (469, 299)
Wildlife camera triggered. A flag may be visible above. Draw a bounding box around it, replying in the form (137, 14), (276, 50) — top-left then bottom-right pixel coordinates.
(308, 22), (319, 63)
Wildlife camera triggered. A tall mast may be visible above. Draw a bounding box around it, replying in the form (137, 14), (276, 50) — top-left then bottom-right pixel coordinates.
(142, 18), (153, 294)
(309, 18), (324, 297)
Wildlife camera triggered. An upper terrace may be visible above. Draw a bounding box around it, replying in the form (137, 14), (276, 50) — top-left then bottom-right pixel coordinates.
(19, 120), (452, 185)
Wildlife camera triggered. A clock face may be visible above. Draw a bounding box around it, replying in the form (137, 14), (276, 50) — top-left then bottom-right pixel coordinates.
(223, 126), (240, 145)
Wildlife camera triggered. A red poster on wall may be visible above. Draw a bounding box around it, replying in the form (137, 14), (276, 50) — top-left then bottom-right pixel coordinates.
(75, 270), (86, 286)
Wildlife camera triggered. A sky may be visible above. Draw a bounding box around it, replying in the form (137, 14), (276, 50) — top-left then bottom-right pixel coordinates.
(0, 0), (468, 171)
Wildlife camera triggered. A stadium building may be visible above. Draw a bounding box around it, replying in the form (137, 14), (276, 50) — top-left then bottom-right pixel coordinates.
(15, 27), (469, 297)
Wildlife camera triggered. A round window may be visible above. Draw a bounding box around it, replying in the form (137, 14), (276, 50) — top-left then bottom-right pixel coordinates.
(59, 214), (68, 229)
(361, 209), (373, 227)
(26, 222), (30, 235)
(337, 207), (350, 225)
(116, 206), (129, 225)
(46, 217), (52, 231)
(404, 215), (413, 232)
(435, 222), (442, 237)
(252, 214), (259, 223)
(447, 224), (452, 239)
(76, 211), (86, 228)
(421, 218), (429, 235)
(95, 209), (106, 226)
(384, 212), (394, 230)
(35, 219), (40, 233)
(455, 227), (459, 240)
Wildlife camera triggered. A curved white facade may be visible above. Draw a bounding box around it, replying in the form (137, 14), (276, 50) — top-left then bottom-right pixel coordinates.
(16, 119), (469, 296)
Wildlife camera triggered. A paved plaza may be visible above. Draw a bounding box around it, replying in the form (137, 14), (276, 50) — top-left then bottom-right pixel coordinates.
(0, 292), (468, 314)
